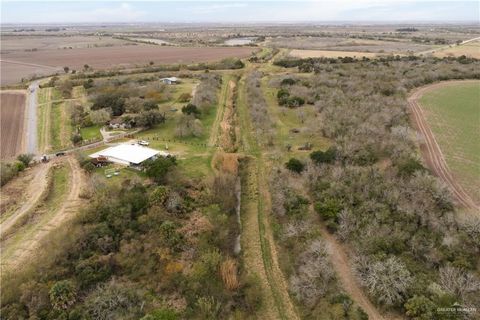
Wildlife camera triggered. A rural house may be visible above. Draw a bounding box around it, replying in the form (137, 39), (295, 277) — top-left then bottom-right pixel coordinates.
(160, 77), (179, 84)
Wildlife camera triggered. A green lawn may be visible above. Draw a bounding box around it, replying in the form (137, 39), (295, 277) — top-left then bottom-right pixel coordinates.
(420, 81), (480, 202)
(80, 125), (102, 141)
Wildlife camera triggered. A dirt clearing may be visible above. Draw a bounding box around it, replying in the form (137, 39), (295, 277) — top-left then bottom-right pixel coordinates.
(0, 91), (26, 159)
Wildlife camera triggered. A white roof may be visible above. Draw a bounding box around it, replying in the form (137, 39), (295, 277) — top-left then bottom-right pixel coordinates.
(90, 144), (168, 164)
(161, 77), (178, 82)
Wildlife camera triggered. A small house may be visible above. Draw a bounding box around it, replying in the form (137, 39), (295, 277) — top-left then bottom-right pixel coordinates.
(160, 77), (179, 85)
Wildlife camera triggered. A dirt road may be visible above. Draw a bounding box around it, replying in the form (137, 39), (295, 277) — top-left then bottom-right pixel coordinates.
(0, 162), (52, 238)
(2, 156), (85, 270)
(318, 223), (386, 320)
(408, 81), (479, 211)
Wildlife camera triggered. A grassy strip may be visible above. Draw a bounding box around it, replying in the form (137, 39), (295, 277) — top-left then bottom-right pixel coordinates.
(237, 69), (293, 319)
(208, 74), (232, 146)
(36, 88), (49, 152)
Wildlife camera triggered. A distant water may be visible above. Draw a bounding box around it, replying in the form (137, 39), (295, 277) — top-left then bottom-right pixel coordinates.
(224, 37), (256, 46)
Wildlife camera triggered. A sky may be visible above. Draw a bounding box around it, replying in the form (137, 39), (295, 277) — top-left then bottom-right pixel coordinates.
(1, 1), (479, 24)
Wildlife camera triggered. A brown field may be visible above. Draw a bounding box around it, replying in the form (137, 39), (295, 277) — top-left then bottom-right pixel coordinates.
(1, 45), (255, 85)
(0, 92), (26, 160)
(432, 40), (480, 59)
(0, 35), (131, 53)
(289, 49), (378, 58)
(1, 61), (59, 86)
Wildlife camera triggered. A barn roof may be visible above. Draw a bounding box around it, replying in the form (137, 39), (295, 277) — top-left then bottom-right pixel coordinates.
(89, 144), (168, 165)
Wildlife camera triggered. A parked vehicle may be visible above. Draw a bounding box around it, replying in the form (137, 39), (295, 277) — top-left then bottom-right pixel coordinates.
(137, 140), (149, 146)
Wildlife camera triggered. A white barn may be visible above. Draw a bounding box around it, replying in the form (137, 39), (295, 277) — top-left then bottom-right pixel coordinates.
(90, 144), (169, 166)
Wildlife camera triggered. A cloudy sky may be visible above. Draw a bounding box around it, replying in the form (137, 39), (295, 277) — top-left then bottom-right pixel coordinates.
(2, 1), (479, 24)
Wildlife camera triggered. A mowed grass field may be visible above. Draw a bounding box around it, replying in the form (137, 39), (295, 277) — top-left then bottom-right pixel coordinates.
(419, 81), (480, 202)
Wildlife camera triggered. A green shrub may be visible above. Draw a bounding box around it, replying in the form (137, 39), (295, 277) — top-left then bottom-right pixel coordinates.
(49, 280), (77, 311)
(314, 198), (342, 221)
(17, 153), (34, 167)
(310, 147), (336, 164)
(281, 78), (296, 85)
(141, 308), (178, 320)
(397, 158), (425, 177)
(405, 295), (437, 320)
(285, 158), (305, 173)
(144, 156), (177, 184)
(182, 103), (200, 116)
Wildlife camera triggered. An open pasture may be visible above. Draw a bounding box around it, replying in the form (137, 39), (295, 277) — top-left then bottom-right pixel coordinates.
(0, 91), (26, 159)
(419, 81), (480, 203)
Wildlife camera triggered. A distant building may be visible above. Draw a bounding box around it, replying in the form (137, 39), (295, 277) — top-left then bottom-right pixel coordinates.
(160, 77), (179, 85)
(89, 144), (169, 166)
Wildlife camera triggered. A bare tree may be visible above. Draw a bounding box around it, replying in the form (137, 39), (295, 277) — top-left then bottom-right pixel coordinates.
(356, 256), (412, 306)
(439, 266), (480, 300)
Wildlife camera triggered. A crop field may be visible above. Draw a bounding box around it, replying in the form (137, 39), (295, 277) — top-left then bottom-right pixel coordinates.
(1, 46), (255, 85)
(419, 81), (480, 203)
(289, 49), (379, 59)
(0, 35), (131, 53)
(0, 61), (59, 86)
(0, 91), (26, 160)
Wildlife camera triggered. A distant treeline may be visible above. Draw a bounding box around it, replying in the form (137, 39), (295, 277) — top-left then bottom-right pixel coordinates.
(395, 27), (418, 32)
(274, 54), (480, 73)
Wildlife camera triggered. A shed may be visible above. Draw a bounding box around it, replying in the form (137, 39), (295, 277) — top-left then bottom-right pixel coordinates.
(160, 77), (179, 84)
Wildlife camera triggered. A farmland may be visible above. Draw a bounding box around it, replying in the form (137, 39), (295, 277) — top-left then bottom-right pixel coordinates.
(289, 49), (378, 59)
(0, 45), (255, 85)
(0, 91), (26, 159)
(1, 19), (480, 320)
(431, 40), (480, 59)
(418, 81), (480, 204)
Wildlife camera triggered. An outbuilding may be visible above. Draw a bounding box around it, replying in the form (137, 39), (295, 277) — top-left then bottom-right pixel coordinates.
(160, 77), (179, 85)
(89, 144), (169, 166)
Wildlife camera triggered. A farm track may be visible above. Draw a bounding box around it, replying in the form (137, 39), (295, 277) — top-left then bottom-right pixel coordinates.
(237, 70), (300, 320)
(317, 221), (387, 320)
(0, 162), (53, 238)
(2, 156), (85, 270)
(208, 76), (232, 147)
(409, 81), (480, 212)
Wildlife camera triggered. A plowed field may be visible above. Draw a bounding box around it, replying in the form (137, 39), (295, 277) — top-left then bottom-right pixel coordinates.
(0, 92), (26, 159)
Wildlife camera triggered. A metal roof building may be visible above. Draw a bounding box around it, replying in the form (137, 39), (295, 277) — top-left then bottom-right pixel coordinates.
(89, 144), (169, 166)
